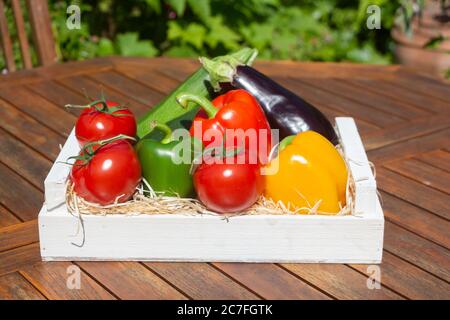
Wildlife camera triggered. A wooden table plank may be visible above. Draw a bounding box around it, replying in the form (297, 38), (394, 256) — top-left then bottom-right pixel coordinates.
(419, 150), (450, 173)
(0, 86), (76, 135)
(145, 262), (260, 300)
(280, 77), (399, 128)
(27, 80), (88, 117)
(381, 191), (450, 248)
(384, 222), (450, 282)
(0, 128), (51, 189)
(76, 261), (187, 300)
(378, 168), (450, 220)
(57, 75), (152, 118)
(347, 78), (450, 114)
(362, 115), (450, 151)
(350, 251), (450, 300)
(0, 272), (45, 300)
(114, 65), (181, 95)
(20, 262), (116, 300)
(0, 243), (41, 277)
(0, 163), (43, 222)
(385, 158), (450, 194)
(213, 263), (332, 300)
(0, 98), (66, 160)
(368, 128), (450, 164)
(394, 70), (450, 103)
(306, 78), (432, 119)
(280, 264), (403, 300)
(87, 70), (165, 107)
(0, 204), (21, 228)
(0, 220), (39, 253)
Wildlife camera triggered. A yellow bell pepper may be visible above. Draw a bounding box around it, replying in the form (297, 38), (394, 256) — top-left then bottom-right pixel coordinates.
(264, 131), (348, 214)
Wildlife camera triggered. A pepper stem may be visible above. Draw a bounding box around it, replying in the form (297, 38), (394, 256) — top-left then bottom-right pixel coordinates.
(150, 121), (173, 144)
(176, 93), (217, 119)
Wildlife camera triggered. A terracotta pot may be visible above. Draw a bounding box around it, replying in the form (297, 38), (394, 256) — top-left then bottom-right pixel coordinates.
(392, 1), (450, 76)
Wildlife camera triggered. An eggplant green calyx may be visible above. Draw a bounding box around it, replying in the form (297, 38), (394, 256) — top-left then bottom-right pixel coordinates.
(200, 48), (258, 91)
(176, 93), (218, 118)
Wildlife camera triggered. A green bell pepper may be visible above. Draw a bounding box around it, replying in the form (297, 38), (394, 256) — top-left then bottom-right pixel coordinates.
(136, 122), (195, 198)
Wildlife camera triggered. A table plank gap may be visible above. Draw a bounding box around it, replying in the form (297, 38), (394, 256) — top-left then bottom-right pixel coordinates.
(19, 261), (116, 300)
(378, 167), (450, 220)
(415, 149), (450, 173)
(346, 78), (450, 114)
(56, 75), (151, 118)
(76, 261), (188, 300)
(350, 251), (450, 300)
(0, 219), (39, 253)
(0, 163), (43, 222)
(212, 262), (333, 300)
(381, 191), (450, 249)
(362, 115), (450, 151)
(144, 262), (260, 300)
(0, 204), (21, 228)
(0, 272), (46, 300)
(0, 243), (41, 277)
(385, 158), (450, 195)
(281, 77), (399, 128)
(279, 263), (403, 300)
(86, 70), (165, 107)
(0, 97), (67, 160)
(368, 128), (450, 164)
(384, 222), (450, 282)
(292, 77), (414, 121)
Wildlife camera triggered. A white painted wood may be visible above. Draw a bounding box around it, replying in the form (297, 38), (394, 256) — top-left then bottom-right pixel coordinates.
(335, 117), (378, 218)
(39, 117), (384, 263)
(44, 129), (79, 210)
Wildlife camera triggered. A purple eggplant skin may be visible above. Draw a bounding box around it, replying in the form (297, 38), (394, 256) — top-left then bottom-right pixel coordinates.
(229, 65), (338, 145)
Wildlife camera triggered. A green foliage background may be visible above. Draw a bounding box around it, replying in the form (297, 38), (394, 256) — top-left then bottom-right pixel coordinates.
(2, 0), (400, 70)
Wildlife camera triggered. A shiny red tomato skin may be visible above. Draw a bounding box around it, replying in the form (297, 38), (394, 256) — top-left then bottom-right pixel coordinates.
(193, 157), (264, 213)
(75, 101), (136, 147)
(70, 140), (141, 205)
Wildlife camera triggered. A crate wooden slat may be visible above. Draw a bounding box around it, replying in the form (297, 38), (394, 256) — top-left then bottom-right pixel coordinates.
(39, 117), (384, 263)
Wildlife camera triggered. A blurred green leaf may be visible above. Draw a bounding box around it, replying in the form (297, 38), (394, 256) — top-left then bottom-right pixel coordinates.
(187, 0), (211, 21)
(116, 32), (158, 56)
(205, 16), (240, 49)
(166, 0), (187, 16)
(146, 0), (161, 13)
(164, 45), (198, 57)
(97, 38), (115, 56)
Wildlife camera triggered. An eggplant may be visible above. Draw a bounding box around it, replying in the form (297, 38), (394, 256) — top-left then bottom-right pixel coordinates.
(201, 57), (338, 145)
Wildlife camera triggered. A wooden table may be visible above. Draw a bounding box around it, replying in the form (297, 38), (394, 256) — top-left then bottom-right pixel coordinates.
(0, 57), (449, 300)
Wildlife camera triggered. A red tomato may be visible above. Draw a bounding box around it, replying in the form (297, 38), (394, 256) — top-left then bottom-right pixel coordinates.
(193, 153), (264, 213)
(70, 140), (141, 205)
(75, 100), (136, 147)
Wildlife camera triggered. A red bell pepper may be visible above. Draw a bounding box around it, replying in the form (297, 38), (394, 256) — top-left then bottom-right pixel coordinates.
(176, 89), (272, 164)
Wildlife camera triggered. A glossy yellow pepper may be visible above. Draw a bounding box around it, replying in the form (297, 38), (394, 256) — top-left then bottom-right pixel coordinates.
(264, 131), (348, 214)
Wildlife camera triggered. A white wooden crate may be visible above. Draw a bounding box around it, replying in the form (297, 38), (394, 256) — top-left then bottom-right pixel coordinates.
(39, 117), (384, 263)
